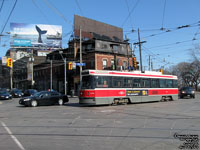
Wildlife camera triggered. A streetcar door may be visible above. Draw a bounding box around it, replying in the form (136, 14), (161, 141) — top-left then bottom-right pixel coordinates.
(129, 78), (142, 103)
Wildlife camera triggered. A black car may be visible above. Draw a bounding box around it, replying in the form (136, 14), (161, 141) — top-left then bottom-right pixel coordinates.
(0, 91), (12, 100)
(10, 89), (24, 98)
(179, 87), (195, 99)
(19, 91), (69, 107)
(23, 89), (38, 97)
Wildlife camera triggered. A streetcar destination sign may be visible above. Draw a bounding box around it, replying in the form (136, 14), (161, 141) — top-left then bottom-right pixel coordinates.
(126, 90), (148, 96)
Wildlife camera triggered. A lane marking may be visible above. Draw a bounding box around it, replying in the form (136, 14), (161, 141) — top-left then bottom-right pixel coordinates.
(1, 121), (26, 150)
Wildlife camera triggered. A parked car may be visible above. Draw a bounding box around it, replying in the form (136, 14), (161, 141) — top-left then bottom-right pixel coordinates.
(0, 88), (10, 92)
(179, 87), (195, 99)
(19, 91), (69, 107)
(10, 89), (24, 98)
(23, 89), (38, 97)
(0, 91), (12, 100)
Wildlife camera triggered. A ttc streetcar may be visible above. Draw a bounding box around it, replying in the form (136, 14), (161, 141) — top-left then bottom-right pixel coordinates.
(79, 70), (178, 105)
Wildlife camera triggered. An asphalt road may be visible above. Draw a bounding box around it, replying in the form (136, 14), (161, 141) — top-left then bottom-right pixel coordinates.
(0, 95), (200, 150)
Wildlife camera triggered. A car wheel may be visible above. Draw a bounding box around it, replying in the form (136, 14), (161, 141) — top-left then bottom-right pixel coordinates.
(31, 100), (38, 107)
(58, 99), (64, 105)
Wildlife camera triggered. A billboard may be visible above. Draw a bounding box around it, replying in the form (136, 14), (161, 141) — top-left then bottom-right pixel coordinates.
(10, 23), (62, 48)
(74, 15), (123, 42)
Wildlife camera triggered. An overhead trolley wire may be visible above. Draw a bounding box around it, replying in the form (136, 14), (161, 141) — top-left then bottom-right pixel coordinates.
(161, 0), (167, 30)
(0, 0), (18, 34)
(42, 0), (72, 25)
(75, 0), (84, 16)
(121, 0), (140, 28)
(125, 0), (134, 29)
(0, 0), (5, 13)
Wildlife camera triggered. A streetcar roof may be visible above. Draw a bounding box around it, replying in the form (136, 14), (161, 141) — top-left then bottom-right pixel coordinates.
(82, 70), (178, 79)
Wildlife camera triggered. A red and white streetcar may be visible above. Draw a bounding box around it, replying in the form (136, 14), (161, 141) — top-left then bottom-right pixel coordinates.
(79, 70), (178, 105)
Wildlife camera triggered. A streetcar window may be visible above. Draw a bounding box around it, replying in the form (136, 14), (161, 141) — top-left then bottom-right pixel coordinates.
(94, 76), (110, 88)
(160, 79), (166, 88)
(141, 78), (151, 88)
(151, 79), (159, 88)
(124, 78), (132, 88)
(82, 76), (94, 89)
(166, 80), (173, 88)
(173, 80), (178, 88)
(112, 77), (123, 88)
(133, 78), (141, 88)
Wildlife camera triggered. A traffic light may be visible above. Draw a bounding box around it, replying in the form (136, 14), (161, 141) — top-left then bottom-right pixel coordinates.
(7, 58), (13, 68)
(133, 57), (137, 69)
(68, 62), (72, 70)
(160, 69), (163, 74)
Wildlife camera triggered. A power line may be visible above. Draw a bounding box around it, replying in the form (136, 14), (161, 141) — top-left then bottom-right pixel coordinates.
(42, 0), (72, 25)
(75, 0), (84, 16)
(125, 0), (134, 29)
(147, 39), (199, 50)
(0, 0), (18, 34)
(0, 0), (5, 13)
(161, 0), (167, 30)
(128, 21), (200, 42)
(32, 0), (51, 22)
(121, 0), (140, 28)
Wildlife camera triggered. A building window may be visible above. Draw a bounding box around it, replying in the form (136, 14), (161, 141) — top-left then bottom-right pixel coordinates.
(123, 61), (127, 70)
(102, 59), (107, 69)
(111, 59), (115, 70)
(91, 60), (94, 68)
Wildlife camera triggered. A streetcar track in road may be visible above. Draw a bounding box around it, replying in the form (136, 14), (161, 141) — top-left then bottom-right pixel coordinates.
(0, 132), (182, 140)
(0, 125), (199, 132)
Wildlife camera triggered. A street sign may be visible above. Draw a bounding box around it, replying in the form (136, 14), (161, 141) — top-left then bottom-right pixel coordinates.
(72, 62), (76, 69)
(76, 63), (86, 66)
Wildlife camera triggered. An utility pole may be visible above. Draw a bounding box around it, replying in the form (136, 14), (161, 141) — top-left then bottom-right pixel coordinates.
(80, 26), (82, 89)
(50, 59), (52, 90)
(134, 28), (146, 72)
(125, 35), (129, 70)
(64, 58), (67, 95)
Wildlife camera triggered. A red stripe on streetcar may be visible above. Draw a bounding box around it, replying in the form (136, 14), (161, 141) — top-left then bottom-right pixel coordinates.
(149, 89), (178, 95)
(80, 89), (126, 97)
(80, 89), (178, 98)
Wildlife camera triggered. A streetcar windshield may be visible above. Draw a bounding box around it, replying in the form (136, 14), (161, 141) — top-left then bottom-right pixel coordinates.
(82, 76), (94, 89)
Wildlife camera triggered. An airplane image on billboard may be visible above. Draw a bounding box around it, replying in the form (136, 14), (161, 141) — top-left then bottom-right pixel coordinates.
(10, 23), (62, 49)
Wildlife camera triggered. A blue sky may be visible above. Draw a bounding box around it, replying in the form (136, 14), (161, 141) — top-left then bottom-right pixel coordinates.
(0, 0), (200, 69)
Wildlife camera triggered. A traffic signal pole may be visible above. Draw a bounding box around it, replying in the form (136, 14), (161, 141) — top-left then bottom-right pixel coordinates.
(64, 58), (67, 95)
(80, 26), (82, 89)
(10, 67), (13, 89)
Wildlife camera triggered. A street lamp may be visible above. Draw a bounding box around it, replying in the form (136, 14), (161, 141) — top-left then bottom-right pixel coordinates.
(59, 51), (67, 95)
(29, 55), (34, 88)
